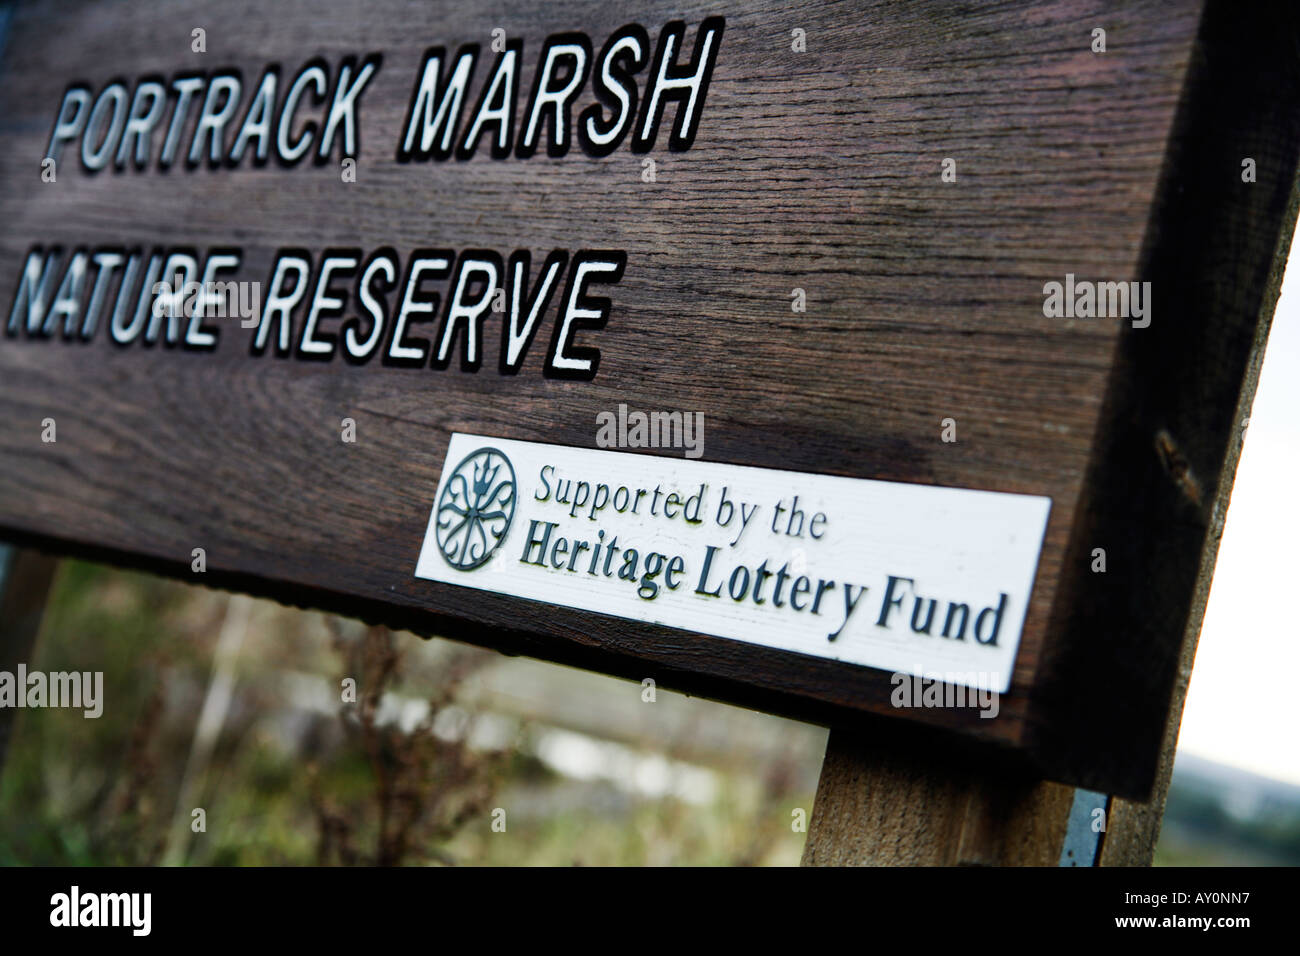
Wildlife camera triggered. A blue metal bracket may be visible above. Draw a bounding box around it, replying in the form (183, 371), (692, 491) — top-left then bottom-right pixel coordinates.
(1059, 787), (1108, 866)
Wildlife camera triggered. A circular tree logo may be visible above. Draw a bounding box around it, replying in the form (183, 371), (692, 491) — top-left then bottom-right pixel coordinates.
(436, 447), (516, 570)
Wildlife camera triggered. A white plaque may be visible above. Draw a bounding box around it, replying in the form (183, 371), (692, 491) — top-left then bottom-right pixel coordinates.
(415, 433), (1051, 693)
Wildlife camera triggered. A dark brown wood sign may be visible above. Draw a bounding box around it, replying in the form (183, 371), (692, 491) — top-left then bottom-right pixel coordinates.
(1, 0), (1297, 800)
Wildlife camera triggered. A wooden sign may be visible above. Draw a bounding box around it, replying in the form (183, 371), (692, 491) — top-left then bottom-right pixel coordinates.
(1, 0), (1297, 800)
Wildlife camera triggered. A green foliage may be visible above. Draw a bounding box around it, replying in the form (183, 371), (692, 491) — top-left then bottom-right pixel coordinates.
(0, 561), (814, 866)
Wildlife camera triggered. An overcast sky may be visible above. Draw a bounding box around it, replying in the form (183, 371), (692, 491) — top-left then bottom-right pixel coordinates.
(1178, 227), (1300, 786)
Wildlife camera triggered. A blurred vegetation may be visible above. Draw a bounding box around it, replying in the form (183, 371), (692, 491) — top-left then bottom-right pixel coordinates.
(0, 561), (815, 866)
(1153, 785), (1300, 866)
(6, 560), (1296, 866)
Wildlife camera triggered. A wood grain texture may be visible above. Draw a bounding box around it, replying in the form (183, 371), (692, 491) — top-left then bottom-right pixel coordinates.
(1099, 128), (1300, 863)
(0, 0), (1295, 797)
(800, 727), (1075, 866)
(805, 0), (1300, 862)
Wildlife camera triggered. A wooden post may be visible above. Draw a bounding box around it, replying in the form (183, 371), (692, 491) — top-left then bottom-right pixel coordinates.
(801, 524), (1218, 864)
(3, 0), (1299, 851)
(0, 544), (58, 773)
(802, 132), (1296, 864)
(800, 631), (1185, 866)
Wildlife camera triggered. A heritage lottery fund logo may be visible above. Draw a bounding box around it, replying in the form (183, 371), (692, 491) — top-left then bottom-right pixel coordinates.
(417, 435), (1052, 692)
(436, 447), (517, 569)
